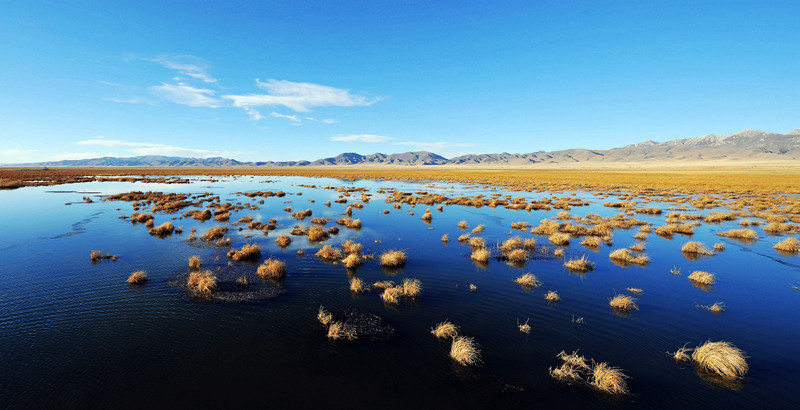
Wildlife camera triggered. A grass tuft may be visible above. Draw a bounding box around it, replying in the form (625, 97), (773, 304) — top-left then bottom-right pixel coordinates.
(514, 273), (542, 288)
(544, 290), (561, 302)
(450, 336), (482, 366)
(380, 250), (406, 267)
(691, 340), (748, 379)
(317, 306), (333, 325)
(257, 258), (286, 279)
(431, 321), (459, 339)
(564, 255), (595, 272)
(609, 294), (638, 311)
(688, 270), (716, 285)
(589, 362), (629, 395)
(315, 245), (343, 261)
(187, 270), (217, 297)
(127, 270), (148, 284)
(189, 256), (201, 271)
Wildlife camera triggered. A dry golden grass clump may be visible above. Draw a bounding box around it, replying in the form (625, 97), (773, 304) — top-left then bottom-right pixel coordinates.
(774, 237), (799, 253)
(458, 220), (468, 230)
(126, 270), (148, 284)
(441, 233), (449, 243)
(317, 306), (333, 326)
(548, 232), (570, 246)
(549, 350), (590, 383)
(511, 221), (529, 230)
(148, 221), (174, 236)
(372, 280), (395, 289)
(713, 243), (725, 252)
(450, 336), (482, 366)
(626, 287), (644, 294)
(688, 270), (716, 285)
(379, 250), (406, 267)
(590, 362), (629, 395)
(505, 248), (529, 263)
(628, 243), (645, 252)
(564, 255), (595, 272)
(518, 318), (531, 334)
(501, 237), (523, 253)
(764, 222), (793, 233)
(581, 236), (601, 248)
(200, 225), (227, 241)
(189, 255), (201, 270)
(514, 273), (542, 288)
(608, 248), (650, 266)
(670, 266), (682, 275)
(341, 239), (362, 255)
(315, 245), (343, 261)
(310, 217), (329, 225)
(421, 209), (433, 221)
(697, 302), (725, 313)
(469, 283), (477, 291)
(306, 225), (329, 242)
(681, 241), (714, 256)
(544, 290), (561, 302)
(349, 277), (367, 293)
(188, 270), (217, 297)
(670, 344), (693, 362)
(457, 233), (471, 242)
(90, 250), (102, 261)
(275, 235), (291, 248)
(380, 286), (403, 304)
(327, 321), (358, 341)
(227, 243), (262, 261)
(257, 258), (286, 279)
(471, 248), (491, 263)
(471, 224), (485, 234)
(341, 252), (362, 268)
(469, 237), (487, 249)
(402, 278), (423, 298)
(716, 229), (758, 241)
(431, 321), (459, 339)
(654, 223), (695, 238)
(336, 217), (362, 230)
(691, 340), (748, 379)
(609, 294), (639, 311)
(522, 238), (536, 249)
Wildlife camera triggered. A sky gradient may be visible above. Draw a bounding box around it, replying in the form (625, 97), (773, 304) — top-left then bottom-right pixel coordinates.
(1, 0), (799, 163)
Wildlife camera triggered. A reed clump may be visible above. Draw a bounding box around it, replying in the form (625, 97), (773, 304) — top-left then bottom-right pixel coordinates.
(188, 270), (216, 297)
(688, 270), (716, 285)
(626, 287), (644, 294)
(341, 239), (362, 255)
(189, 255), (201, 270)
(458, 220), (468, 230)
(127, 270), (148, 284)
(315, 245), (343, 261)
(548, 232), (570, 246)
(227, 243), (261, 261)
(505, 248), (528, 264)
(514, 273), (542, 288)
(380, 286), (403, 304)
(450, 336), (482, 366)
(471, 248), (491, 263)
(549, 351), (590, 383)
(471, 224), (485, 234)
(518, 318), (531, 334)
(564, 255), (595, 272)
(275, 235), (291, 248)
(380, 250), (406, 267)
(306, 225), (329, 242)
(341, 253), (362, 268)
(148, 221), (174, 236)
(774, 237), (799, 253)
(544, 290), (561, 302)
(201, 225), (227, 241)
(441, 233), (449, 243)
(327, 321), (358, 341)
(697, 302), (725, 313)
(469, 237), (486, 249)
(608, 248), (649, 266)
(681, 241), (714, 256)
(257, 258), (286, 279)
(336, 217), (362, 230)
(590, 362), (629, 395)
(716, 229), (758, 241)
(581, 236), (601, 248)
(691, 340), (748, 379)
(401, 278), (423, 298)
(317, 306), (333, 325)
(609, 294), (638, 311)
(349, 277), (367, 293)
(431, 321), (459, 339)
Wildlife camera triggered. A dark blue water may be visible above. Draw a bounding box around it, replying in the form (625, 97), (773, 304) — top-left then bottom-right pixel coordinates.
(0, 175), (798, 409)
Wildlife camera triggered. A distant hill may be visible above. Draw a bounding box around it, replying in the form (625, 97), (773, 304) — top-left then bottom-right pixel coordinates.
(6, 128), (799, 167)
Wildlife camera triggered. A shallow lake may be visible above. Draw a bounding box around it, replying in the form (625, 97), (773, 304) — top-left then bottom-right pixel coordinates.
(1, 175), (798, 408)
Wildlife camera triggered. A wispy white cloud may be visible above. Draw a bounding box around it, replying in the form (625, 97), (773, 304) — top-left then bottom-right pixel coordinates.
(321, 118), (339, 124)
(224, 79), (380, 112)
(148, 55), (217, 83)
(330, 134), (393, 143)
(394, 141), (479, 151)
(0, 148), (39, 163)
(100, 81), (156, 105)
(75, 136), (236, 158)
(150, 83), (221, 107)
(244, 107), (264, 121)
(271, 112), (301, 123)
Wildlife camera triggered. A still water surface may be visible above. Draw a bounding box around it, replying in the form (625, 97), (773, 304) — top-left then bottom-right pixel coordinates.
(1, 175), (798, 408)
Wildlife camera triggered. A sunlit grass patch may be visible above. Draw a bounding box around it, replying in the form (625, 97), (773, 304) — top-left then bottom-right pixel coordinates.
(471, 224), (485, 234)
(227, 243), (261, 261)
(257, 258), (286, 279)
(401, 278), (422, 298)
(349, 277), (367, 293)
(774, 237), (799, 253)
(589, 362), (629, 395)
(316, 245), (343, 261)
(514, 273), (542, 288)
(189, 255), (201, 270)
(691, 340), (748, 379)
(450, 336), (481, 366)
(275, 235), (292, 248)
(716, 229), (758, 241)
(341, 239), (362, 255)
(188, 270), (217, 297)
(548, 232), (570, 246)
(148, 221), (174, 236)
(341, 253), (362, 269)
(688, 270), (716, 285)
(126, 270), (147, 284)
(544, 290), (561, 302)
(564, 255), (595, 272)
(380, 250), (406, 267)
(518, 318), (531, 334)
(471, 248), (491, 263)
(327, 321), (357, 341)
(609, 294), (638, 311)
(200, 225), (227, 241)
(317, 306), (333, 326)
(697, 301), (725, 313)
(608, 248), (649, 266)
(681, 241), (714, 256)
(625, 287), (644, 294)
(431, 321), (459, 339)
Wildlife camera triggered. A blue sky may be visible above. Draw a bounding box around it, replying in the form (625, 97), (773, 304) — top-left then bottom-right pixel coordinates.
(1, 0), (798, 163)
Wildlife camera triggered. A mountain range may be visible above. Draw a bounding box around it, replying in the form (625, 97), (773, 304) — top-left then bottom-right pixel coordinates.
(7, 128), (800, 167)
